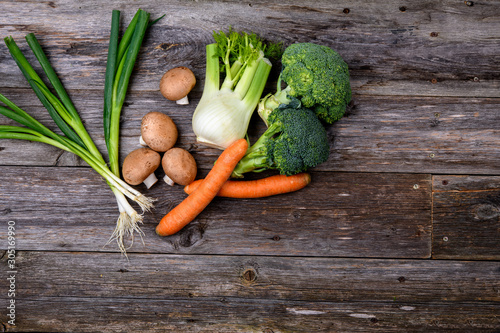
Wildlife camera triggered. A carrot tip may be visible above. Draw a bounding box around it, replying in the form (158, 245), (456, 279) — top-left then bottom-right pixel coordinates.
(305, 173), (311, 184)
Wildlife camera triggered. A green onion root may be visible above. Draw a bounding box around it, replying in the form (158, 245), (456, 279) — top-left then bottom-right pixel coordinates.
(106, 188), (146, 255)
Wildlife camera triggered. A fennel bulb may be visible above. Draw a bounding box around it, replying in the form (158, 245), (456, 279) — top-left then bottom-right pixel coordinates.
(192, 30), (273, 150)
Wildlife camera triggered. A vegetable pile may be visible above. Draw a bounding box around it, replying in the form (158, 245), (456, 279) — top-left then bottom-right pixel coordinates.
(189, 32), (351, 177)
(234, 42), (352, 178)
(0, 12), (352, 245)
(125, 109), (198, 189)
(0, 9), (161, 254)
(155, 31), (352, 236)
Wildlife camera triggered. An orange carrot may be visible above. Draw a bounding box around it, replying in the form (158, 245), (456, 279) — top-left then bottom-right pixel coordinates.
(156, 138), (248, 236)
(184, 173), (311, 198)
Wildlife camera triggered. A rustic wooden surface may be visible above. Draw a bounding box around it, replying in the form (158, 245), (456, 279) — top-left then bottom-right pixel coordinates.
(0, 0), (499, 332)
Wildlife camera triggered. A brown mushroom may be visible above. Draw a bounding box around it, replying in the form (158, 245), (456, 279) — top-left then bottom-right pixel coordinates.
(159, 66), (196, 105)
(140, 111), (178, 152)
(161, 148), (197, 186)
(122, 147), (161, 189)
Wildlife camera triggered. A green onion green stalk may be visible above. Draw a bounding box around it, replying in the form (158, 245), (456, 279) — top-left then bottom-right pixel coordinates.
(0, 9), (159, 254)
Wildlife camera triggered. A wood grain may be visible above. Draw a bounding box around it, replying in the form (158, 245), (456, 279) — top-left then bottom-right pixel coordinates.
(1, 251), (497, 302)
(1, 91), (500, 176)
(1, 0), (499, 97)
(0, 166), (431, 258)
(2, 296), (498, 332)
(432, 175), (500, 260)
(0, 251), (498, 332)
(0, 0), (499, 332)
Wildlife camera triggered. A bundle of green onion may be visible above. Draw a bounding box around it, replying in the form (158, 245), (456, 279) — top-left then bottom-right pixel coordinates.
(0, 9), (159, 254)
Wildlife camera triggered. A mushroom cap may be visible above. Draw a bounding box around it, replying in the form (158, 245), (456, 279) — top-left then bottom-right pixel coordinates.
(141, 111), (178, 152)
(122, 147), (161, 185)
(159, 66), (196, 101)
(162, 148), (197, 186)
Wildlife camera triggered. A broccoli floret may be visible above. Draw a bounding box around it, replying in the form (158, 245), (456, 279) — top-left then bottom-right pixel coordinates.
(259, 42), (351, 124)
(231, 107), (330, 178)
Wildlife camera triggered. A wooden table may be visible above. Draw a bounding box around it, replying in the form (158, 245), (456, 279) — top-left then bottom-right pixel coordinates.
(1, 1), (499, 332)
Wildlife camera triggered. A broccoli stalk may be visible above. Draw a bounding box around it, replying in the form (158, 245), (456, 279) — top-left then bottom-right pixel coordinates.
(257, 75), (299, 127)
(258, 42), (352, 125)
(231, 106), (330, 178)
(192, 29), (273, 150)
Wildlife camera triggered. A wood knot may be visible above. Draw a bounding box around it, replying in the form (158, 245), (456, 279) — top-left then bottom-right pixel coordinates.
(178, 224), (204, 247)
(156, 43), (179, 51)
(472, 204), (499, 220)
(241, 268), (257, 283)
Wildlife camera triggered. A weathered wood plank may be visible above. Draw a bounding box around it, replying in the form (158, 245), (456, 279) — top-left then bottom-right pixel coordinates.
(0, 166), (432, 258)
(331, 95), (500, 175)
(1, 251), (498, 303)
(0, 1), (498, 332)
(2, 297), (499, 332)
(1, 0), (499, 97)
(1, 90), (500, 176)
(0, 251), (498, 332)
(432, 175), (500, 260)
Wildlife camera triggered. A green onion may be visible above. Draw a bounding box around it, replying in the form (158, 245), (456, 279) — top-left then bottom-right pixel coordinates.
(102, 9), (164, 250)
(104, 8), (151, 177)
(4, 36), (87, 149)
(0, 9), (160, 254)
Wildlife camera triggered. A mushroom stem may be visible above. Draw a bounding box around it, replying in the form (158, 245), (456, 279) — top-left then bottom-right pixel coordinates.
(143, 173), (158, 189)
(163, 174), (175, 186)
(176, 96), (189, 105)
(139, 135), (147, 147)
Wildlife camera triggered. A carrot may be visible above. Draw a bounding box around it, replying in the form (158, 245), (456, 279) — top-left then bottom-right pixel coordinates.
(156, 138), (248, 236)
(184, 173), (311, 198)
